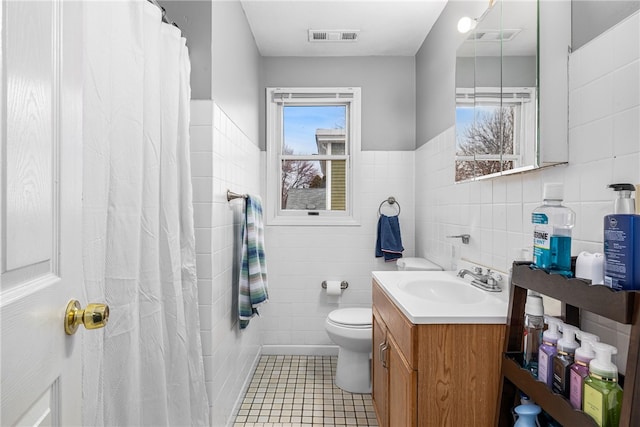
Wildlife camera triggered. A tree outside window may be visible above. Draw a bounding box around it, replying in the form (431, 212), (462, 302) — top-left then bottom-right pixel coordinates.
(456, 105), (515, 181)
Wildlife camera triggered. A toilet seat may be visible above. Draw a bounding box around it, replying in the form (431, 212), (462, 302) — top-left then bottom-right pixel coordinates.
(327, 308), (372, 328)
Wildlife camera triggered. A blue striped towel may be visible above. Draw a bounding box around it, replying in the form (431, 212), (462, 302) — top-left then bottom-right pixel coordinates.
(239, 195), (268, 329)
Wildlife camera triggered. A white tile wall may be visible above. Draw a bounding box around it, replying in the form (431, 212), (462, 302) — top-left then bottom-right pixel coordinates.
(261, 151), (416, 348)
(415, 12), (639, 373)
(190, 100), (262, 426)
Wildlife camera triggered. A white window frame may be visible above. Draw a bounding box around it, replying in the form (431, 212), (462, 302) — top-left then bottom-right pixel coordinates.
(266, 87), (361, 226)
(455, 86), (537, 176)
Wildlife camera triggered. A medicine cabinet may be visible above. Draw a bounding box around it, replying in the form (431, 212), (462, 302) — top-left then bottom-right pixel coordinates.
(454, 0), (570, 182)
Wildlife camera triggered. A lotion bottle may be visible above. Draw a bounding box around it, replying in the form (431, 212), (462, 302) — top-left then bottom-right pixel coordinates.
(569, 332), (600, 410)
(583, 343), (623, 427)
(552, 325), (580, 397)
(603, 183), (640, 290)
(538, 316), (562, 388)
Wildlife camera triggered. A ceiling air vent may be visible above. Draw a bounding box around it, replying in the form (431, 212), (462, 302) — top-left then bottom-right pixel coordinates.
(468, 28), (521, 42)
(308, 29), (360, 43)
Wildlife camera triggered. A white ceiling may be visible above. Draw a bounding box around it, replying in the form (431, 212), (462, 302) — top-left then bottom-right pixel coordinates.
(240, 0), (449, 57)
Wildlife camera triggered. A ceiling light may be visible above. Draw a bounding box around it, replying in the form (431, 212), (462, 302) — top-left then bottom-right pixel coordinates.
(458, 0), (496, 34)
(457, 17), (476, 34)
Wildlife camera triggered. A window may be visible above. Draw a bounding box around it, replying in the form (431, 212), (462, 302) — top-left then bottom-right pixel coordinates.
(266, 87), (361, 225)
(455, 87), (537, 181)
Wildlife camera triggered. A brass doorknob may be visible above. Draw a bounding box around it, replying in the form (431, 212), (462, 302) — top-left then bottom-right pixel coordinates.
(64, 300), (109, 335)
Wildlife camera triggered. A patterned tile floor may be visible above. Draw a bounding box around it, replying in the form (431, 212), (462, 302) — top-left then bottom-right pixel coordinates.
(233, 355), (379, 427)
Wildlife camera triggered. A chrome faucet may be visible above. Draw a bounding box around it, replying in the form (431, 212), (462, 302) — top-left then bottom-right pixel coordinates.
(458, 267), (485, 280)
(457, 267), (502, 292)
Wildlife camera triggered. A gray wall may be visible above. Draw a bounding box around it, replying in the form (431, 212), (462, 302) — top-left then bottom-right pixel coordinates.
(261, 56), (416, 151)
(416, 1), (487, 147)
(212, 1), (262, 145)
(456, 56), (537, 88)
(572, 0), (640, 50)
(163, 0), (639, 150)
(160, 1), (211, 99)
(161, 1), (261, 145)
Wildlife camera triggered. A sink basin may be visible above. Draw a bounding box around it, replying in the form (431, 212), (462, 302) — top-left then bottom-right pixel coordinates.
(398, 278), (487, 305)
(372, 269), (509, 324)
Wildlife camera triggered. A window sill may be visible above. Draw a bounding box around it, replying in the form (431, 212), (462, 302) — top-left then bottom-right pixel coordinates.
(266, 215), (361, 227)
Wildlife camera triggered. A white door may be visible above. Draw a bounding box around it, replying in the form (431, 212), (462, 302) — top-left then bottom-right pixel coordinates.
(1, 1), (88, 425)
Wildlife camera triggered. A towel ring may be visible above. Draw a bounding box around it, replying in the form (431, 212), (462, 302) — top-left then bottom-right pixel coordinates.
(378, 196), (401, 216)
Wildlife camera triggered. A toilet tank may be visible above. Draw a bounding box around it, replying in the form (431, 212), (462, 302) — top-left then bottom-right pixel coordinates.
(396, 257), (442, 271)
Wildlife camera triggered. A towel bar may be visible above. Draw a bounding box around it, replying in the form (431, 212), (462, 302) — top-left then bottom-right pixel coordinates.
(227, 190), (248, 202)
(321, 281), (349, 290)
(447, 234), (470, 244)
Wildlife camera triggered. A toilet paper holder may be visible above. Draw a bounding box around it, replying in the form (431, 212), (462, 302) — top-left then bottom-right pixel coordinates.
(322, 281), (349, 290)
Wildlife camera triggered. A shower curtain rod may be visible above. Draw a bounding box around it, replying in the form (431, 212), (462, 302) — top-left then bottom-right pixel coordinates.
(147, 0), (180, 30)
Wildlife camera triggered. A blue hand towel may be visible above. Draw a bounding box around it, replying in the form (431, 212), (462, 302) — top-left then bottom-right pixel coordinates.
(376, 214), (404, 262)
(239, 195), (268, 329)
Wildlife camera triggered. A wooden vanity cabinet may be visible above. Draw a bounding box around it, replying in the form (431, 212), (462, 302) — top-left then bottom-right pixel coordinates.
(372, 278), (506, 427)
(372, 304), (417, 427)
(372, 310), (389, 425)
(388, 335), (417, 426)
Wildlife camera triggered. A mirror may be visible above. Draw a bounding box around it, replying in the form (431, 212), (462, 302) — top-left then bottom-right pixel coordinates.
(455, 0), (538, 182)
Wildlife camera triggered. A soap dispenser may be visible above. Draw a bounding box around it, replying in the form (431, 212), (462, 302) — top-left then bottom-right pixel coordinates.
(604, 183), (640, 290)
(538, 316), (563, 388)
(569, 331), (600, 410)
(583, 343), (623, 427)
(552, 324), (580, 397)
(610, 183), (636, 213)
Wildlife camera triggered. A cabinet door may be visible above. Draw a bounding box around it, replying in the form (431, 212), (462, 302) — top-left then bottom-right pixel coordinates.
(388, 336), (417, 427)
(372, 312), (388, 427)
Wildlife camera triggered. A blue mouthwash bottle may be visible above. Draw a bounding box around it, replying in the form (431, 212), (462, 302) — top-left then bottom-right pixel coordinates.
(532, 183), (575, 277)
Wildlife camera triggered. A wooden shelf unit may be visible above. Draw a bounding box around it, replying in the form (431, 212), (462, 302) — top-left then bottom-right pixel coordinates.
(496, 262), (640, 426)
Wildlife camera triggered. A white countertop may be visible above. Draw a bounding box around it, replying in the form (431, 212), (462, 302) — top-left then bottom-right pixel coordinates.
(372, 270), (509, 325)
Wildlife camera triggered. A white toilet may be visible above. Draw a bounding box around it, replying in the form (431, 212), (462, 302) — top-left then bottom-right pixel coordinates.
(325, 307), (373, 393)
(325, 257), (442, 394)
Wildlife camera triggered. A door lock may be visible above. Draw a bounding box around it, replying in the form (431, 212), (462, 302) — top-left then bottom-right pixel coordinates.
(64, 300), (109, 335)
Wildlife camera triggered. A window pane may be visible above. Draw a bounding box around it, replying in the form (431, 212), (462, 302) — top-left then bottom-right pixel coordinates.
(455, 104), (474, 153)
(281, 159), (346, 211)
(455, 103), (515, 181)
(283, 105), (347, 155)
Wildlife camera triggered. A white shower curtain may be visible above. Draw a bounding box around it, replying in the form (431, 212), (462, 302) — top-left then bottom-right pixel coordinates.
(82, 1), (209, 425)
